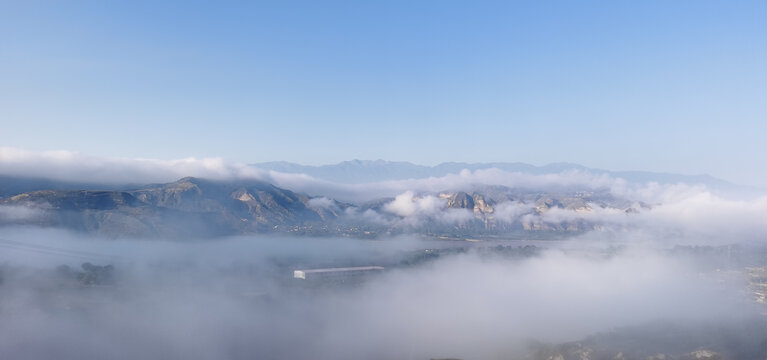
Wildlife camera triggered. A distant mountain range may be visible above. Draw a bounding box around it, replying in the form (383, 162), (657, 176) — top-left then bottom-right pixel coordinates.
(0, 160), (751, 238)
(0, 175), (641, 239)
(253, 160), (736, 188)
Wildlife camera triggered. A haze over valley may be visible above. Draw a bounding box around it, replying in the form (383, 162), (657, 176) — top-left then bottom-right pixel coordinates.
(2, 153), (767, 359)
(2, 1), (766, 358)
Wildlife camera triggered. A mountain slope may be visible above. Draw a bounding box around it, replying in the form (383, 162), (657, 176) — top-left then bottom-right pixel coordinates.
(0, 177), (347, 238)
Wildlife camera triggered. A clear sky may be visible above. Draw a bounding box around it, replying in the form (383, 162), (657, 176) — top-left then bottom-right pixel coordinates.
(1, 1), (765, 186)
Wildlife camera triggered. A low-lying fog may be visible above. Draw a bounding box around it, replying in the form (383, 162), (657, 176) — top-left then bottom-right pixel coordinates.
(1, 227), (765, 360)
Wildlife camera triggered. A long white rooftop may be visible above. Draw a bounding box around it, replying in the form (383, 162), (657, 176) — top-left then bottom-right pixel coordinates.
(295, 266), (384, 274)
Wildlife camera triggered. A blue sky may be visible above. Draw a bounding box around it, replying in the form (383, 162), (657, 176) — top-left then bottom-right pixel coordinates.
(1, 1), (765, 185)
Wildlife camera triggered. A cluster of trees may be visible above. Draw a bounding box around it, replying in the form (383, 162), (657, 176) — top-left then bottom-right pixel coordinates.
(57, 262), (115, 286)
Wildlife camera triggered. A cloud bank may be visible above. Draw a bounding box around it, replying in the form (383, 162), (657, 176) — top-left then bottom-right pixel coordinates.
(0, 230), (758, 360)
(0, 147), (267, 184)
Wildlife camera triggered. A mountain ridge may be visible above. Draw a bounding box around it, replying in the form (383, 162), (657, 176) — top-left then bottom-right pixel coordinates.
(0, 177), (349, 238)
(0, 176), (643, 239)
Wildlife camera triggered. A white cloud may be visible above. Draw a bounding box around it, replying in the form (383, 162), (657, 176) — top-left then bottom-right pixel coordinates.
(539, 203), (632, 225)
(379, 191), (476, 226)
(307, 197), (336, 210)
(0, 147), (268, 184)
(639, 191), (767, 241)
(493, 201), (536, 223)
(383, 191), (444, 217)
(0, 205), (43, 221)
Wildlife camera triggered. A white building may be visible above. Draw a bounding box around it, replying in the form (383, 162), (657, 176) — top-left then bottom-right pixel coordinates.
(293, 266), (385, 280)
